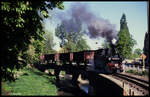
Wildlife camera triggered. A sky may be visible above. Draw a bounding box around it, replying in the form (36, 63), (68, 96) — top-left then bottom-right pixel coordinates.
(43, 1), (148, 51)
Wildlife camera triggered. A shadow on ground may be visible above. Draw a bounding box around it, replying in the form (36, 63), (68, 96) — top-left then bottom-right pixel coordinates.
(49, 71), (123, 96)
(33, 64), (123, 96)
(87, 71), (123, 96)
(55, 79), (88, 96)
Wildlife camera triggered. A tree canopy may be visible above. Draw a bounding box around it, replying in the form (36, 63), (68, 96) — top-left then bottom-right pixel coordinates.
(55, 23), (90, 52)
(116, 13), (137, 59)
(134, 48), (142, 56)
(1, 0), (64, 81)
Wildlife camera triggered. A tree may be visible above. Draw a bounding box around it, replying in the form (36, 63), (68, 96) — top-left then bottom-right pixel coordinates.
(143, 32), (149, 66)
(1, 0), (64, 81)
(55, 24), (90, 52)
(134, 48), (142, 56)
(42, 30), (56, 54)
(116, 13), (137, 59)
(76, 38), (90, 51)
(55, 24), (67, 47)
(129, 48), (143, 59)
(64, 41), (77, 52)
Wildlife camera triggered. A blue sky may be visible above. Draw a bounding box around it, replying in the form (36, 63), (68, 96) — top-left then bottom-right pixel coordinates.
(44, 1), (148, 51)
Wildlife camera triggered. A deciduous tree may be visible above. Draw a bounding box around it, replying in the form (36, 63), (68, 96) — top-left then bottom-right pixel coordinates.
(1, 0), (64, 81)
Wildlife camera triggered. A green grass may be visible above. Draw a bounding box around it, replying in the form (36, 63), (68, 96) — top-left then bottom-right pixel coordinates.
(2, 68), (57, 96)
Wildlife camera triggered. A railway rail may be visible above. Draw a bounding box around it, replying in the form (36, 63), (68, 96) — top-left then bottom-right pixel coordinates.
(108, 73), (149, 96)
(39, 48), (143, 95)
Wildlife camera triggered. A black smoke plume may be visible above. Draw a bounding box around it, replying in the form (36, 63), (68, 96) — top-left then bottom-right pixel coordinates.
(56, 3), (118, 43)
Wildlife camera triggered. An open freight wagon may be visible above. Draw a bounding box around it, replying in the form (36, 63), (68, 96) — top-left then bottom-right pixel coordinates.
(42, 48), (123, 74)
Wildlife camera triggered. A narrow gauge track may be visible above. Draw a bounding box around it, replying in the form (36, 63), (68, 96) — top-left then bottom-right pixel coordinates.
(116, 73), (148, 85)
(111, 73), (149, 95)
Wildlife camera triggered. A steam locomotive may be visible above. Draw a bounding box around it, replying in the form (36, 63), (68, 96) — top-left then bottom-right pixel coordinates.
(40, 47), (123, 74)
(94, 48), (123, 73)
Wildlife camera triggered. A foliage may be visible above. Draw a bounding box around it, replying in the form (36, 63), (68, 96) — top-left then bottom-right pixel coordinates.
(76, 38), (90, 51)
(55, 24), (90, 52)
(1, 0), (64, 81)
(143, 32), (149, 66)
(42, 30), (56, 54)
(116, 13), (137, 59)
(129, 54), (138, 59)
(128, 48), (143, 59)
(21, 38), (46, 64)
(22, 44), (35, 64)
(64, 41), (77, 52)
(143, 32), (149, 55)
(55, 24), (68, 47)
(134, 48), (142, 56)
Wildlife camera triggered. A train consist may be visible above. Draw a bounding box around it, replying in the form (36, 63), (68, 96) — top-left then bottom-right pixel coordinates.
(40, 47), (123, 74)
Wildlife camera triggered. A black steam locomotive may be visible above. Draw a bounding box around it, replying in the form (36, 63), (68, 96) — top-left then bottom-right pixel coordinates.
(94, 48), (123, 73)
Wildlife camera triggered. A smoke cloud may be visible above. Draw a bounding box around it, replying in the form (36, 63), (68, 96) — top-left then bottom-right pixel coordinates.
(56, 3), (118, 43)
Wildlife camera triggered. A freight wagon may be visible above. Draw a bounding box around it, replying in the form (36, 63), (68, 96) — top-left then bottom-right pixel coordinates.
(41, 48), (123, 74)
